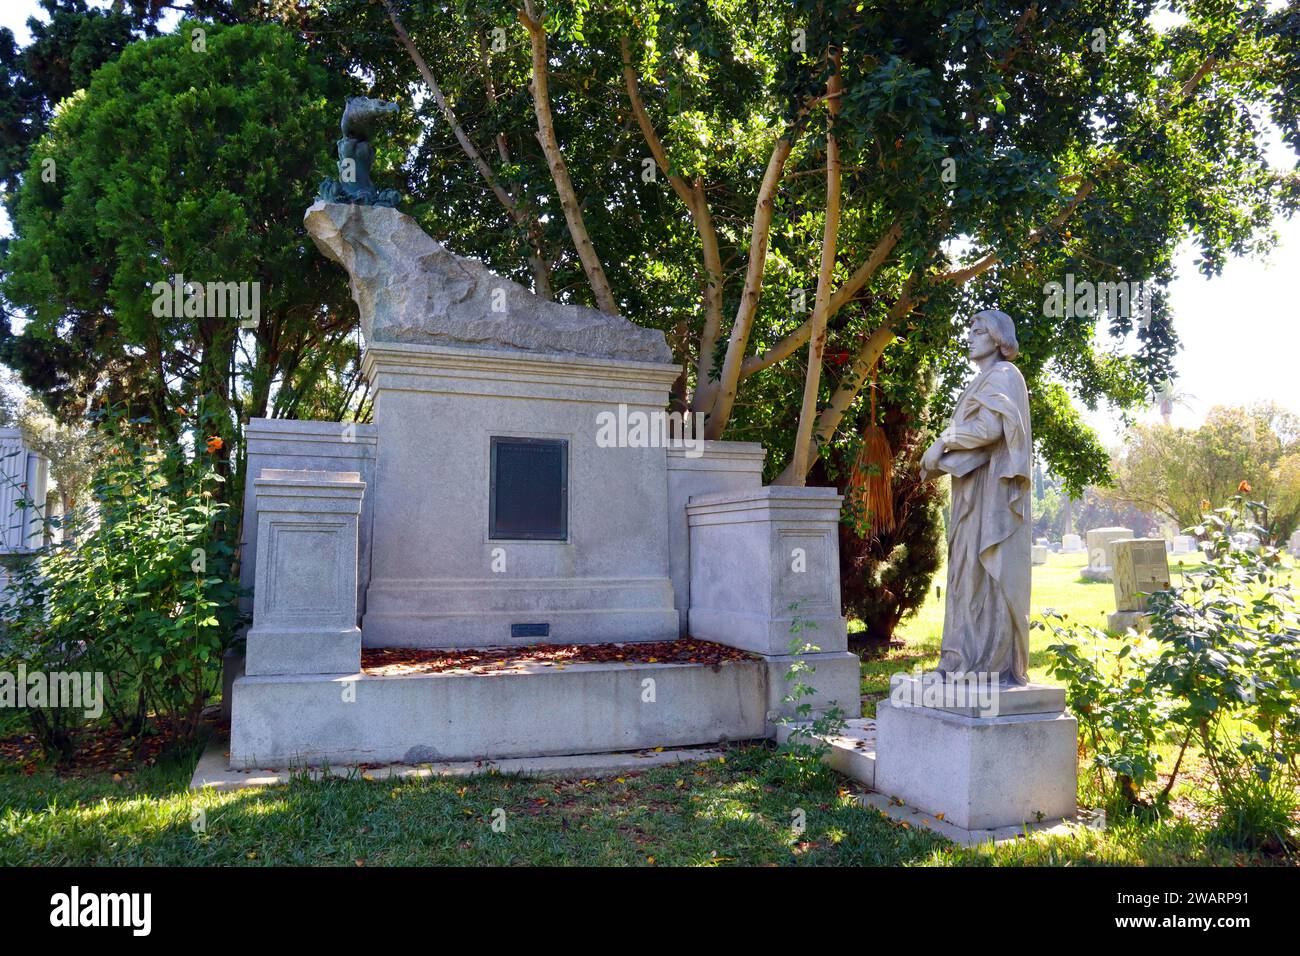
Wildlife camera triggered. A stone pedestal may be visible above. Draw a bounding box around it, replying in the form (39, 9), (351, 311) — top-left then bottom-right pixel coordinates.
(686, 485), (857, 723)
(686, 486), (848, 655)
(666, 441), (765, 635)
(244, 470), (365, 676)
(239, 418), (378, 617)
(1031, 544), (1048, 565)
(1061, 533), (1083, 553)
(875, 687), (1077, 831)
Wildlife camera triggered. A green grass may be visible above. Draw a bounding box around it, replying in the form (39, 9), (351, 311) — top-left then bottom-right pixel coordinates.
(2, 549), (1295, 866)
(860, 550), (1296, 713)
(0, 737), (1274, 867)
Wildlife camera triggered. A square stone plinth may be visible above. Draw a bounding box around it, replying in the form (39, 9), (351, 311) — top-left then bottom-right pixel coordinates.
(875, 700), (1077, 831)
(888, 674), (1065, 718)
(686, 486), (847, 655)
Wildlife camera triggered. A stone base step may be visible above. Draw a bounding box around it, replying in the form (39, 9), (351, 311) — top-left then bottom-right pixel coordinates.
(230, 651), (861, 770)
(775, 717), (877, 789)
(193, 733), (727, 792)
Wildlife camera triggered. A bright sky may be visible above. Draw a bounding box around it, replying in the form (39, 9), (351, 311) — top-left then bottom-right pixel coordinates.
(2, 2), (1297, 443)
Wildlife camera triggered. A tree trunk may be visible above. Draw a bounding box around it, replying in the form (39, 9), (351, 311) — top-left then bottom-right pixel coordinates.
(780, 52), (842, 485)
(520, 1), (620, 315)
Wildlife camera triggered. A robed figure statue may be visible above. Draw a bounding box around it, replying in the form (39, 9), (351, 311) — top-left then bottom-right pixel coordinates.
(920, 309), (1032, 686)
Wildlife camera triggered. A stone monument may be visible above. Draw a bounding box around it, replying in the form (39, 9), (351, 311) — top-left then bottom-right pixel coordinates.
(874, 310), (1076, 831)
(1061, 532), (1083, 553)
(0, 428), (50, 597)
(1107, 537), (1171, 632)
(1081, 526), (1133, 581)
(226, 110), (859, 768)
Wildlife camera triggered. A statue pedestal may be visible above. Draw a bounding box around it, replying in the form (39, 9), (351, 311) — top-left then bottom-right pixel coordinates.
(1107, 609), (1152, 633)
(875, 679), (1077, 831)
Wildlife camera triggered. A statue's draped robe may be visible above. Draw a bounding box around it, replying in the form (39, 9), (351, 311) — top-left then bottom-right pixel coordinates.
(935, 360), (1032, 685)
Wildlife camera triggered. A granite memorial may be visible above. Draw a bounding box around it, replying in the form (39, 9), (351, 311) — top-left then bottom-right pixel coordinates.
(227, 101), (858, 769)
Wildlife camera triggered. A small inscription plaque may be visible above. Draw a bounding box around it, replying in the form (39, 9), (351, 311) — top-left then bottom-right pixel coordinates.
(490, 437), (568, 540)
(511, 623), (550, 638)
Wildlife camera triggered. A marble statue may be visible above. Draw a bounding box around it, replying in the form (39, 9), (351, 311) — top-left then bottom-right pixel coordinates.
(319, 96), (401, 208)
(919, 309), (1032, 685)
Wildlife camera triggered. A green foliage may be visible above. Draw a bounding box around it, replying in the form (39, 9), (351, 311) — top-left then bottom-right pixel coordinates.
(0, 0), (149, 195)
(1, 18), (359, 483)
(825, 401), (946, 647)
(0, 409), (245, 761)
(1115, 403), (1300, 544)
(1044, 620), (1169, 811)
(1046, 494), (1300, 852)
(774, 606), (847, 786)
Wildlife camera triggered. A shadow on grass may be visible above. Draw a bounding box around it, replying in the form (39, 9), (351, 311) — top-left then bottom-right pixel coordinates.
(0, 744), (950, 866)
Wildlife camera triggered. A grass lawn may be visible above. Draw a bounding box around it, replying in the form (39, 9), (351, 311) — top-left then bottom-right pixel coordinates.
(0, 732), (1268, 867)
(858, 549), (1292, 712)
(1, 549), (1295, 867)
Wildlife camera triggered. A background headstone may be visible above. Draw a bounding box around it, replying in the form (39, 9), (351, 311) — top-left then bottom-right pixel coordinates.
(1230, 531), (1260, 552)
(1032, 544), (1048, 565)
(1171, 534), (1196, 554)
(1061, 533), (1084, 553)
(1112, 538), (1171, 612)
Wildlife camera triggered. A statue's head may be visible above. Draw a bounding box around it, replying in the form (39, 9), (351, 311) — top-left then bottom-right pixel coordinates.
(341, 97), (399, 138)
(968, 309), (1019, 362)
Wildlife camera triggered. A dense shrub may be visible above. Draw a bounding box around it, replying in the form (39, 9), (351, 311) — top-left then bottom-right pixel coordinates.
(0, 414), (244, 760)
(1045, 494), (1300, 852)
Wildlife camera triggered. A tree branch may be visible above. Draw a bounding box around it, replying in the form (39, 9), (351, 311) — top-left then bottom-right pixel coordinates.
(776, 280), (918, 482)
(384, 0), (554, 298)
(702, 97), (819, 437)
(620, 38), (724, 407)
(520, 1), (620, 314)
(741, 221), (900, 379)
(780, 50), (843, 485)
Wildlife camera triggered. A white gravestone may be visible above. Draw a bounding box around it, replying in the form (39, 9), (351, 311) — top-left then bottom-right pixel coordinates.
(1171, 534), (1196, 554)
(1061, 532), (1084, 553)
(1032, 544), (1048, 565)
(1081, 526), (1133, 582)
